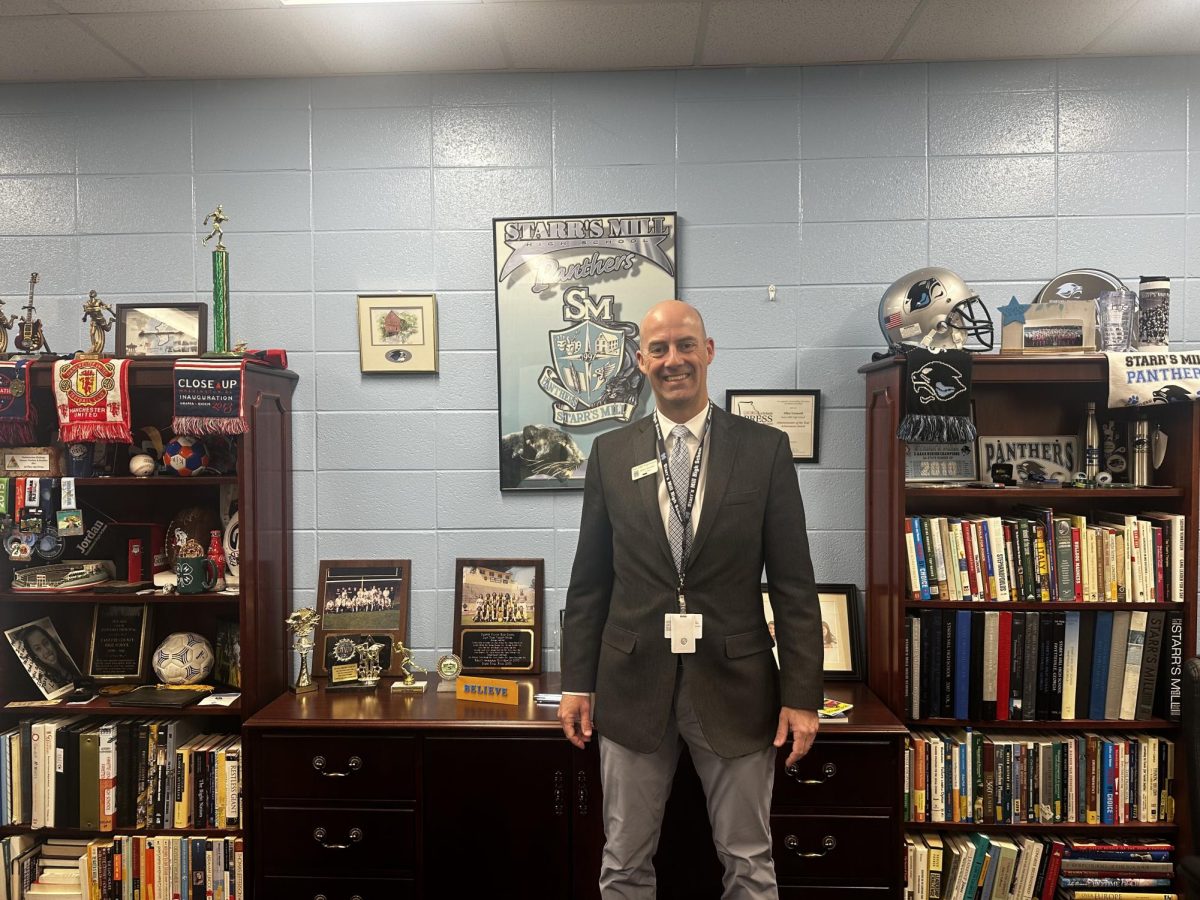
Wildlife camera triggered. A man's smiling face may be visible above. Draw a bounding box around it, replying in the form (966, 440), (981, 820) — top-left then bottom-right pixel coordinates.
(636, 301), (715, 423)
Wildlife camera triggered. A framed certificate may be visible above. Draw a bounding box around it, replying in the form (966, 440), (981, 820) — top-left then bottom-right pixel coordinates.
(726, 389), (821, 463)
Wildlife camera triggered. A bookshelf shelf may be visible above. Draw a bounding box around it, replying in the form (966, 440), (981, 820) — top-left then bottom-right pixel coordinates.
(0, 591), (240, 604)
(908, 717), (1178, 731)
(901, 822), (1178, 833)
(0, 826), (242, 838)
(906, 487), (1184, 501)
(66, 476), (238, 488)
(3, 698), (241, 716)
(863, 353), (1198, 876)
(902, 600), (1183, 611)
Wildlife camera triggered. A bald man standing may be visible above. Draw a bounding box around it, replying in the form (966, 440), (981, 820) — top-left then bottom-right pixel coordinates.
(559, 300), (823, 899)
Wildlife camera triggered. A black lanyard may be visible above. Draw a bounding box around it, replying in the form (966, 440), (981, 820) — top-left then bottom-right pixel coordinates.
(653, 404), (712, 602)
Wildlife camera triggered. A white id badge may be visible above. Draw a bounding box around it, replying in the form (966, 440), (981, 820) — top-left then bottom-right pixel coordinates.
(664, 614), (702, 653)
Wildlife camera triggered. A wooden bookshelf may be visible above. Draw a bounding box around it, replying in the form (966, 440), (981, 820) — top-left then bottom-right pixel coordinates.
(0, 358), (296, 845)
(862, 354), (1197, 850)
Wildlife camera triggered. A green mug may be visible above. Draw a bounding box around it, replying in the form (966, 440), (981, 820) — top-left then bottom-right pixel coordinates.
(176, 557), (218, 594)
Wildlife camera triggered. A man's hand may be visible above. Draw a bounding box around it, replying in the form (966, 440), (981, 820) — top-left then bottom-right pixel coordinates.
(773, 706), (819, 767)
(558, 693), (593, 749)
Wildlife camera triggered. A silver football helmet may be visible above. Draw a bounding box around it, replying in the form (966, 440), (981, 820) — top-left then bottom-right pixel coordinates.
(878, 266), (994, 353)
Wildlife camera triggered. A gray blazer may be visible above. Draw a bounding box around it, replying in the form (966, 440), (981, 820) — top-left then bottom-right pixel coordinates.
(561, 404), (822, 759)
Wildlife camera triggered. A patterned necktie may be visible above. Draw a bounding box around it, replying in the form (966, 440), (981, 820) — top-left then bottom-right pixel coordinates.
(667, 424), (693, 572)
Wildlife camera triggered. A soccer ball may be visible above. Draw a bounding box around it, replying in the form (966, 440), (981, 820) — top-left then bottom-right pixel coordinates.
(152, 632), (214, 685)
(162, 436), (210, 476)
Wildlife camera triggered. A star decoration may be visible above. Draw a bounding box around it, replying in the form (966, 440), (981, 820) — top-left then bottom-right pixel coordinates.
(998, 295), (1031, 327)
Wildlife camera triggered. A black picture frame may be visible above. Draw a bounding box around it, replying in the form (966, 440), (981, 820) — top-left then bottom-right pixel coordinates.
(86, 603), (151, 683)
(114, 302), (208, 357)
(761, 582), (863, 681)
(726, 389), (821, 463)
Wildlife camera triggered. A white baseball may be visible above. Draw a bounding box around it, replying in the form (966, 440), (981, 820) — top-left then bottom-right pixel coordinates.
(129, 453), (156, 477)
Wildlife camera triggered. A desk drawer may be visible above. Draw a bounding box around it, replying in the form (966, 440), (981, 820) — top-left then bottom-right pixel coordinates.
(771, 814), (892, 883)
(257, 733), (417, 801)
(259, 805), (416, 876)
(774, 740), (895, 809)
(259, 875), (414, 900)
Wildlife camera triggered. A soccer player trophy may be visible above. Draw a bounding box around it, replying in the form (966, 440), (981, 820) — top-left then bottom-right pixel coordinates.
(202, 205), (232, 354)
(390, 640), (429, 693)
(79, 291), (115, 358)
(284, 607), (320, 694)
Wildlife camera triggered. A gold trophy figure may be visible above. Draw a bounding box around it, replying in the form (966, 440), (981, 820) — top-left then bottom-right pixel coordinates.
(203, 204), (229, 251)
(79, 290), (116, 357)
(390, 640), (429, 693)
(285, 607), (321, 694)
(354, 638), (386, 688)
(0, 296), (17, 356)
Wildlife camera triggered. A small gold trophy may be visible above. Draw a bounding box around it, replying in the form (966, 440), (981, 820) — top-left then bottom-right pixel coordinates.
(284, 607), (320, 694)
(390, 640), (429, 693)
(354, 638), (386, 688)
(78, 290), (115, 358)
(434, 652), (462, 693)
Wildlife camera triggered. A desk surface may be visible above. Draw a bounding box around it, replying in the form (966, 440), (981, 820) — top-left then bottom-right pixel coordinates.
(244, 675), (906, 734)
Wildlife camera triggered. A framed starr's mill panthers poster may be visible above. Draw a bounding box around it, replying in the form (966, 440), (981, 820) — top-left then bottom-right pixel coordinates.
(494, 211), (678, 491)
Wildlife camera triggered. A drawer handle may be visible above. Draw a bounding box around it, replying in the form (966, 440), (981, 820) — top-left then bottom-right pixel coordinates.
(312, 755), (363, 777)
(553, 769), (566, 816)
(785, 761), (836, 784)
(783, 834), (836, 857)
(576, 769), (589, 816)
(313, 826), (363, 849)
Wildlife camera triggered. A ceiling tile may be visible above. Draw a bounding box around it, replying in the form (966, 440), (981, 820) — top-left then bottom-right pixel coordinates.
(77, 8), (327, 78)
(288, 4), (508, 73)
(703, 0), (920, 66)
(492, 1), (701, 70)
(892, 0), (1139, 60)
(0, 17), (143, 80)
(55, 1), (275, 11)
(1085, 0), (1200, 55)
(0, 1), (59, 15)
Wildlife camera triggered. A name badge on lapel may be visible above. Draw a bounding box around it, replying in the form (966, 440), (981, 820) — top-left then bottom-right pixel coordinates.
(631, 460), (657, 481)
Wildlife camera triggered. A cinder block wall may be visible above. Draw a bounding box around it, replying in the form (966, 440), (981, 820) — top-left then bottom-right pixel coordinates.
(0, 57), (1196, 670)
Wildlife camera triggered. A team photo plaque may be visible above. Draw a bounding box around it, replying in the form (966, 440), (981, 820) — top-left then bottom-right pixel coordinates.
(453, 558), (544, 674)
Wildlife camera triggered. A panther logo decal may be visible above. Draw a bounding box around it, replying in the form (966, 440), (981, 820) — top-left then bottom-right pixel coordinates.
(911, 361), (967, 405)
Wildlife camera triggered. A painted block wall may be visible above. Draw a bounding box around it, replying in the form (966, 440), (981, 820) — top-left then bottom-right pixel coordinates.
(0, 56), (1197, 671)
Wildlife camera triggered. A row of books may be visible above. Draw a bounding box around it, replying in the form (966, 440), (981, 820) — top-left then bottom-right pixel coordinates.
(0, 720), (241, 832)
(905, 834), (1175, 900)
(3, 834), (242, 900)
(905, 508), (1186, 604)
(905, 729), (1175, 826)
(905, 608), (1182, 722)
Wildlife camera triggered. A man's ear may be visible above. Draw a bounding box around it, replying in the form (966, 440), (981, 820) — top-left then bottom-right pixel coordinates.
(705, 338), (715, 362)
(636, 349), (649, 376)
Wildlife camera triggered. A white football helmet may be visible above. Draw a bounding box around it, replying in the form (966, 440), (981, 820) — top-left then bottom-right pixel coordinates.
(878, 266), (994, 353)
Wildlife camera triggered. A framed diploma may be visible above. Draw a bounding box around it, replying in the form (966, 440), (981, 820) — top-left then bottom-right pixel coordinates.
(726, 389), (821, 463)
(453, 558), (543, 675)
(86, 603), (151, 682)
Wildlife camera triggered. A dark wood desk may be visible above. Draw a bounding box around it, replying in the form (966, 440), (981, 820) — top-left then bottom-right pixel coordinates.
(244, 678), (904, 900)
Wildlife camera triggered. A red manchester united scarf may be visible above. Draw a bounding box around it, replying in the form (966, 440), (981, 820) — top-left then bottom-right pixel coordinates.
(54, 358), (133, 443)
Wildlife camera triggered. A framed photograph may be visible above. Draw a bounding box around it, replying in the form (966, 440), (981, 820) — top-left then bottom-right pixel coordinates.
(454, 558), (543, 674)
(761, 583), (863, 681)
(1021, 320), (1085, 353)
(726, 389), (820, 463)
(977, 435), (1079, 485)
(357, 294), (439, 374)
(494, 212), (677, 491)
(85, 603), (150, 683)
(115, 302), (207, 357)
(4, 616), (83, 700)
(314, 560), (411, 678)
